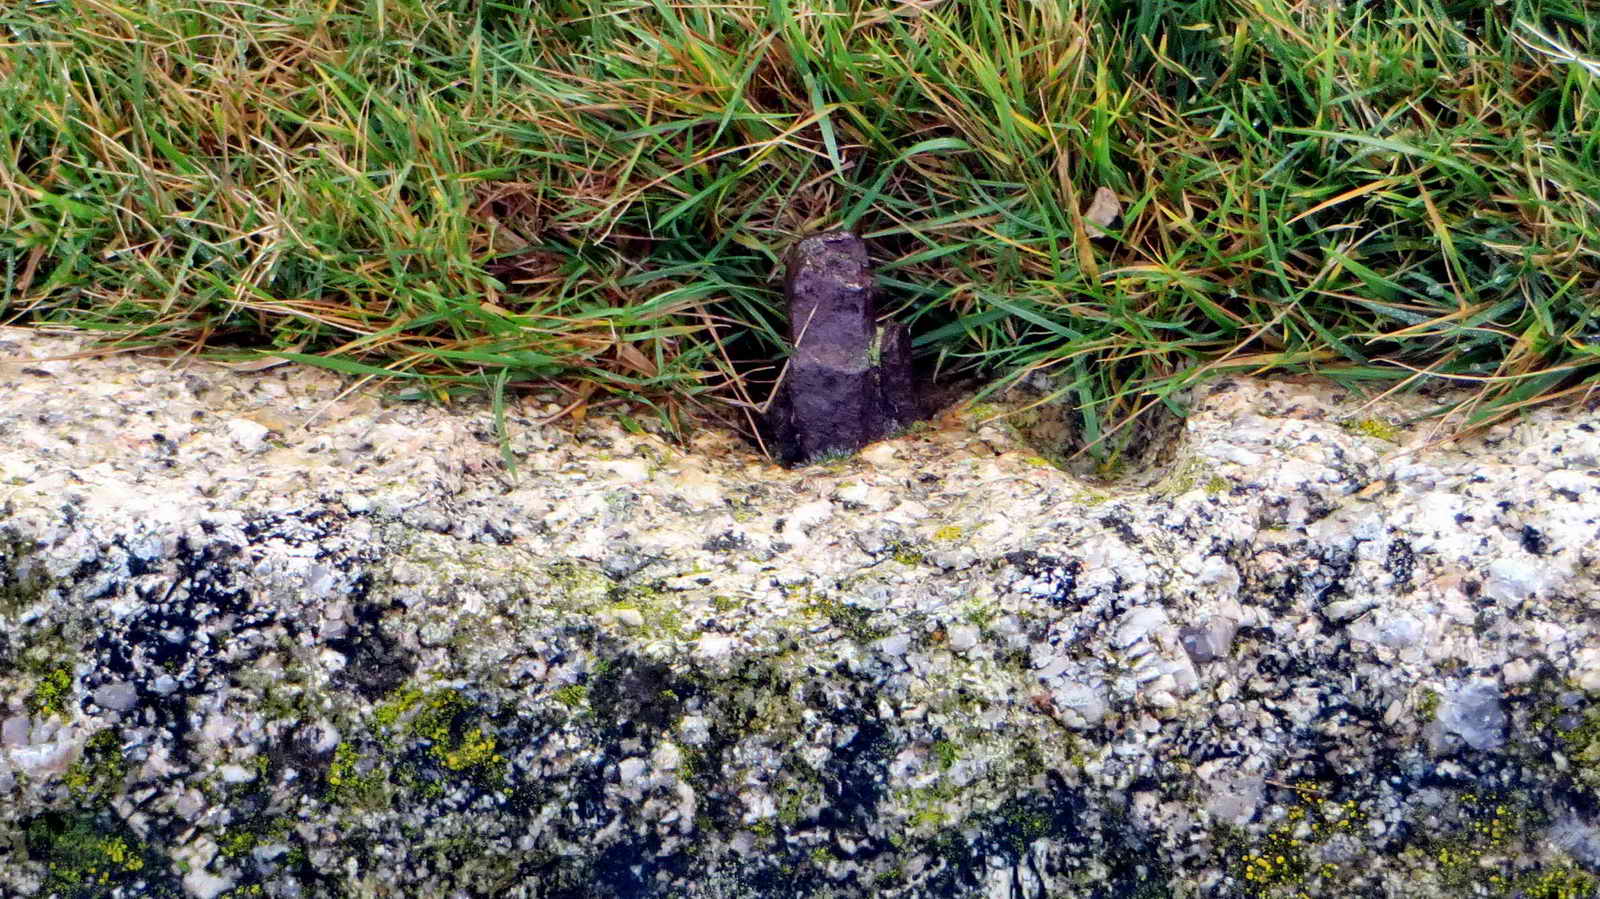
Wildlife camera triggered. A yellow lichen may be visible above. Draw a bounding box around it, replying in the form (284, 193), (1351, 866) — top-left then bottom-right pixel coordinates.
(440, 726), (502, 773)
(28, 667), (72, 718)
(1343, 417), (1401, 442)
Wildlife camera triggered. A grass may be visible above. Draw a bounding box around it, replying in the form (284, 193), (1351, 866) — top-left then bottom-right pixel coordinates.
(2, 0), (1598, 457)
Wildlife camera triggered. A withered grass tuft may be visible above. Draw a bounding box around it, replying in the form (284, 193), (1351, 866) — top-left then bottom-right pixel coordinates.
(3, 0), (1598, 455)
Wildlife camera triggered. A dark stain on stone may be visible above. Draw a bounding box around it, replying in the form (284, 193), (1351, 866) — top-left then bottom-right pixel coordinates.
(589, 653), (684, 736)
(1005, 551), (1083, 608)
(330, 593), (414, 702)
(1520, 525), (1549, 555)
(1385, 538), (1415, 591)
(1099, 514), (1140, 546)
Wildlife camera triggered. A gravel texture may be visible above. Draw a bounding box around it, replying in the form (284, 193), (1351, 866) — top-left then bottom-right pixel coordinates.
(2, 327), (1599, 898)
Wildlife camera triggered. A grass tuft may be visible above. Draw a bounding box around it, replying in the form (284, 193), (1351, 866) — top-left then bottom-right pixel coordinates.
(3, 0), (1598, 454)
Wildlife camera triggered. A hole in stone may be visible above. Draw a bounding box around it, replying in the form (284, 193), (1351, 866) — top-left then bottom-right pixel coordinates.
(981, 372), (1189, 488)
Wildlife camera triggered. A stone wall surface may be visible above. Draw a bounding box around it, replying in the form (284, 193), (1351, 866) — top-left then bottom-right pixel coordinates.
(1, 326), (1598, 898)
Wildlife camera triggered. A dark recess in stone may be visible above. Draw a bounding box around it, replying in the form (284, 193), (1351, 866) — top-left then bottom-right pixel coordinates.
(764, 231), (923, 465)
(329, 579), (415, 701)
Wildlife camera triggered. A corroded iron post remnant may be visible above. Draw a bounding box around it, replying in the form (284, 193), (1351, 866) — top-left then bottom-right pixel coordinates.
(766, 231), (920, 465)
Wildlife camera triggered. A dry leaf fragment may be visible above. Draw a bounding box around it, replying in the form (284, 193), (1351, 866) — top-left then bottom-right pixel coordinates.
(1084, 187), (1122, 238)
(615, 342), (659, 377)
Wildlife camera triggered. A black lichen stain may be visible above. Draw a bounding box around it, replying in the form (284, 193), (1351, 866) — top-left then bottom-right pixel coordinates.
(1005, 551), (1083, 608)
(555, 834), (693, 899)
(701, 531), (748, 553)
(914, 773), (1169, 899)
(1385, 538), (1415, 592)
(1099, 514), (1141, 547)
(91, 536), (271, 752)
(107, 535), (158, 579)
(1520, 525), (1550, 556)
(329, 578), (415, 701)
(1303, 544), (1358, 633)
(589, 653), (687, 736)
(811, 695), (893, 843)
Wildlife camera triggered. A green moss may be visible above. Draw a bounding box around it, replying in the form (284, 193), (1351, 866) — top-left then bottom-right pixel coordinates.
(216, 815), (293, 872)
(418, 834), (524, 893)
(545, 561), (612, 612)
(62, 728), (127, 799)
(1159, 458), (1204, 495)
(931, 740), (959, 771)
(776, 795), (798, 828)
(552, 683), (588, 709)
(235, 662), (315, 724)
(28, 666), (72, 718)
(1093, 456), (1126, 480)
(711, 594), (740, 613)
(1226, 785), (1367, 896)
(325, 741), (388, 808)
(679, 748), (703, 780)
(371, 686), (506, 785)
(1552, 693), (1600, 795)
(373, 685), (426, 731)
(605, 580), (692, 640)
(0, 532), (50, 615)
(404, 689), (505, 782)
(1424, 791), (1551, 896)
(1417, 688), (1442, 722)
(801, 594), (887, 643)
(961, 601), (998, 631)
(932, 525), (964, 543)
(1016, 739), (1049, 778)
(807, 448), (854, 468)
(999, 802), (1053, 852)
(889, 420), (932, 439)
(439, 726), (501, 774)
(965, 403), (1004, 423)
(24, 811), (151, 896)
(1204, 475), (1231, 495)
(1234, 821), (1313, 894)
(1222, 783), (1593, 898)
(218, 829), (258, 859)
(900, 779), (961, 834)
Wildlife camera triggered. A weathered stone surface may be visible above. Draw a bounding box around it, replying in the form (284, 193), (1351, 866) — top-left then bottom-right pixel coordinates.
(767, 232), (920, 464)
(3, 327), (1600, 897)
